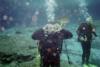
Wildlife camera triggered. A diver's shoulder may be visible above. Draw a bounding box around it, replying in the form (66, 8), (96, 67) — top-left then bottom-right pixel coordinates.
(60, 29), (69, 32)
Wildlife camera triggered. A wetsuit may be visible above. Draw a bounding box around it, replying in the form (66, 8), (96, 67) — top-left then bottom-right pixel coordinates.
(77, 23), (97, 64)
(32, 29), (73, 67)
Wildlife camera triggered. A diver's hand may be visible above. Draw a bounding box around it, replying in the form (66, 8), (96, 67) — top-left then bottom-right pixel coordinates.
(80, 37), (84, 41)
(80, 36), (87, 41)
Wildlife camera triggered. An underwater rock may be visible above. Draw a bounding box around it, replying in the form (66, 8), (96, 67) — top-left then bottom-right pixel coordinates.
(16, 55), (34, 63)
(15, 31), (22, 34)
(0, 35), (10, 39)
(0, 52), (34, 64)
(0, 52), (16, 64)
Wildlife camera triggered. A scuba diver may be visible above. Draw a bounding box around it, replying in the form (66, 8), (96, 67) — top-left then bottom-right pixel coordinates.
(32, 22), (73, 67)
(77, 17), (97, 66)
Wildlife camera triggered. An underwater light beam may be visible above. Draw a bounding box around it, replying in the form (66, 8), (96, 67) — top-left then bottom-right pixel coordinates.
(45, 0), (57, 22)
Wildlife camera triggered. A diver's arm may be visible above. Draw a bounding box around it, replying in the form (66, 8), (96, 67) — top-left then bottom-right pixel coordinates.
(76, 24), (82, 35)
(63, 29), (73, 39)
(32, 31), (39, 40)
(92, 28), (97, 37)
(32, 29), (43, 40)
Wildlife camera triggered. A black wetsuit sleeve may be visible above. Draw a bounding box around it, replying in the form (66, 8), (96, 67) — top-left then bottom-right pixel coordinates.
(76, 24), (82, 35)
(92, 29), (97, 37)
(32, 29), (44, 40)
(90, 24), (97, 37)
(63, 29), (73, 39)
